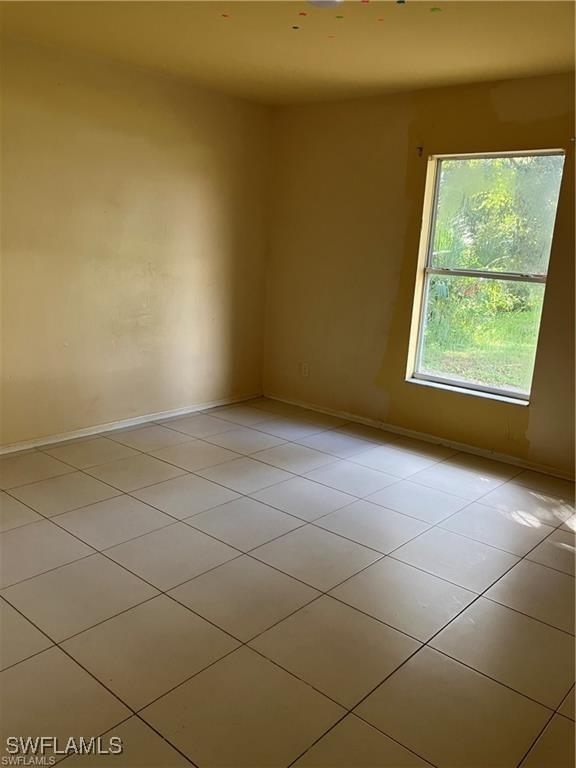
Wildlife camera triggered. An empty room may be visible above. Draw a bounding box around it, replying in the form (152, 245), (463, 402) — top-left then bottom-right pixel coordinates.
(0, 1), (574, 766)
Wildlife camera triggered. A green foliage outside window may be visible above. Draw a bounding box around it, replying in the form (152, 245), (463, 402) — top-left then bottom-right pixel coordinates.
(419, 154), (564, 394)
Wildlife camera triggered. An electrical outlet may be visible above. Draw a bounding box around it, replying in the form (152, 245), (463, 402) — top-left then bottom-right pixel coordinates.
(300, 361), (310, 377)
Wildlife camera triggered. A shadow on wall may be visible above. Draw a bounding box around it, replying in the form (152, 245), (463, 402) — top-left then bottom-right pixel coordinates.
(0, 38), (270, 446)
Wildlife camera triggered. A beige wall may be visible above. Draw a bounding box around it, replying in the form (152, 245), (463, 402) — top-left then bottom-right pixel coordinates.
(1, 40), (270, 446)
(2, 41), (574, 478)
(265, 74), (575, 477)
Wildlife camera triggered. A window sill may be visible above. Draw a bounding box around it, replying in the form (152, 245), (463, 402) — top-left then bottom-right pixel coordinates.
(406, 376), (530, 406)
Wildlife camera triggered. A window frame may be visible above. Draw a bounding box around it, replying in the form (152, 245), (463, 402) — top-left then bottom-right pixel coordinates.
(406, 148), (565, 404)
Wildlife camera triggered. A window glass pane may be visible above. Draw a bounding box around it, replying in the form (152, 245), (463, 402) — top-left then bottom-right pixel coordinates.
(417, 275), (545, 395)
(431, 154), (564, 274)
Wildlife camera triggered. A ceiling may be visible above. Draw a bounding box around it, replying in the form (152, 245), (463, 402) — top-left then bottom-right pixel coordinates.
(2, 1), (574, 104)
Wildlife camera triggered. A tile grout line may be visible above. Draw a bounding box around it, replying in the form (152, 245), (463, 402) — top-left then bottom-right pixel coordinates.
(1, 404), (574, 766)
(516, 677), (575, 767)
(7, 412), (572, 539)
(235, 459), (575, 766)
(1, 420), (492, 581)
(3, 437), (573, 634)
(1, 599), (200, 767)
(339, 502), (576, 757)
(5, 398), (575, 493)
(3, 425), (574, 641)
(3, 472), (448, 768)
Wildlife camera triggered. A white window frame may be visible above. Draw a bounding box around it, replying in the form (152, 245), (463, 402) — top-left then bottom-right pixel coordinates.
(406, 149), (565, 404)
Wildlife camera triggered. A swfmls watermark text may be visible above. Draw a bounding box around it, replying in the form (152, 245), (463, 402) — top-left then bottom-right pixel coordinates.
(3, 737), (123, 765)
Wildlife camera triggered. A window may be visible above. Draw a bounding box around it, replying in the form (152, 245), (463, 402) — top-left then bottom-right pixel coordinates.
(408, 150), (565, 402)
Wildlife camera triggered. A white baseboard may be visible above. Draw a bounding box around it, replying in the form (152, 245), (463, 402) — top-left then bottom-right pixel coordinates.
(0, 393), (261, 455)
(265, 392), (575, 482)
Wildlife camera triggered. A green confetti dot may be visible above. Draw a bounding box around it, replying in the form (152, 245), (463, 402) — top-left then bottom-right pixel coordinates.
(430, 6), (442, 11)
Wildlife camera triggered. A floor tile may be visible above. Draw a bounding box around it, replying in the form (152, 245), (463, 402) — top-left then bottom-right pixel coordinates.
(255, 417), (329, 441)
(132, 473), (239, 520)
(250, 398), (313, 418)
(204, 426), (286, 454)
(527, 529), (575, 576)
(392, 527), (519, 593)
(296, 430), (379, 458)
(367, 480), (468, 524)
(295, 411), (348, 429)
(150, 440), (238, 472)
(170, 556), (319, 642)
(85, 454), (186, 492)
(331, 557), (475, 642)
(1, 554), (157, 641)
(252, 595), (420, 708)
(64, 716), (190, 767)
(0, 491), (42, 532)
(0, 599), (52, 670)
(188, 496), (303, 551)
(108, 424), (190, 452)
(411, 455), (514, 500)
(63, 595), (238, 709)
(486, 559), (575, 634)
(252, 525), (381, 591)
(523, 714), (575, 768)
(159, 414), (235, 438)
(391, 437), (457, 461)
(0, 647), (129, 760)
(293, 714), (429, 767)
(480, 482), (575, 528)
(252, 443), (337, 474)
(0, 451), (72, 489)
(257, 404), (345, 428)
(209, 404), (273, 426)
(431, 598), (575, 708)
(316, 500), (429, 554)
(197, 457), (293, 494)
(559, 686), (575, 720)
(351, 444), (439, 478)
(141, 646), (344, 768)
(257, 409), (346, 430)
(9, 472), (120, 518)
(105, 523), (238, 590)
(448, 452), (521, 479)
(514, 470), (575, 499)
(560, 515), (575, 533)
(334, 423), (396, 444)
(252, 476), (355, 522)
(0, 520), (92, 588)
(356, 647), (549, 768)
(44, 437), (138, 469)
(441, 501), (555, 556)
(306, 460), (397, 497)
(55, 495), (174, 550)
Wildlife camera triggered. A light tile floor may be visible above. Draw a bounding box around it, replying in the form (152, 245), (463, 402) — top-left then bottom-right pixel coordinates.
(0, 398), (574, 767)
